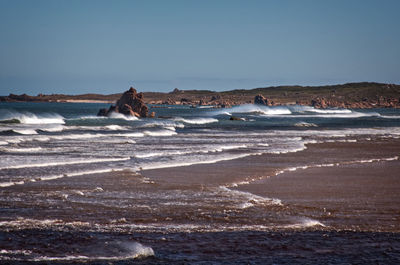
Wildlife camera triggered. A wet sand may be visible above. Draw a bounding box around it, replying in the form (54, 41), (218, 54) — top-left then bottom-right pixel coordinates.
(143, 137), (400, 232)
(237, 159), (400, 232)
(1, 137), (400, 264)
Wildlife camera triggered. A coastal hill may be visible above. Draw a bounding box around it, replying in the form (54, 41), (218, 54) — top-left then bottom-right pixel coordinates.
(1, 82), (399, 108)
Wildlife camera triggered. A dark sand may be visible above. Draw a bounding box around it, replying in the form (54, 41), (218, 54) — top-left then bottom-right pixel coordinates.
(143, 137), (400, 232)
(1, 138), (400, 264)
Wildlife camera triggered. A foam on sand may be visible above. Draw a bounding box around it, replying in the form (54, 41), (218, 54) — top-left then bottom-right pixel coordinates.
(0, 157), (130, 170)
(283, 217), (326, 229)
(140, 153), (254, 171)
(0, 147), (43, 153)
(218, 186), (283, 208)
(0, 236), (154, 262)
(29, 241), (154, 261)
(0, 168), (132, 187)
(134, 144), (248, 159)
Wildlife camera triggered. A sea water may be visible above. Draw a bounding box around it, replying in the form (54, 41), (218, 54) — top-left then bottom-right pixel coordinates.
(0, 102), (400, 263)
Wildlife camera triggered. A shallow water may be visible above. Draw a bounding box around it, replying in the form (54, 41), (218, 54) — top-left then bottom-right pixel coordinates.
(1, 102), (400, 263)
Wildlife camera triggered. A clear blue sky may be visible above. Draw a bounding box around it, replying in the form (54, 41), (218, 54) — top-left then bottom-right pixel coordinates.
(1, 0), (399, 95)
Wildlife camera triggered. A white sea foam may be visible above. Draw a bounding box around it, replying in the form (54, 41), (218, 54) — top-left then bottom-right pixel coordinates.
(134, 144), (248, 159)
(293, 105), (352, 114)
(0, 249), (32, 255)
(69, 115), (107, 121)
(218, 186), (282, 208)
(0, 147), (43, 153)
(140, 153), (254, 170)
(0, 180), (25, 187)
(284, 111), (379, 119)
(294, 122), (318, 127)
(107, 222), (331, 233)
(0, 217), (326, 234)
(225, 156), (400, 191)
(283, 218), (326, 229)
(0, 238), (154, 262)
(29, 242), (154, 261)
(39, 125), (64, 132)
(105, 125), (127, 130)
(108, 112), (139, 121)
(140, 120), (185, 129)
(0, 157), (130, 170)
(0, 110), (65, 124)
(48, 132), (145, 141)
(143, 130), (177, 136)
(210, 104), (291, 116)
(12, 129), (38, 135)
(173, 117), (219, 124)
(381, 115), (400, 119)
(0, 131), (149, 145)
(0, 168), (131, 187)
(62, 125), (131, 132)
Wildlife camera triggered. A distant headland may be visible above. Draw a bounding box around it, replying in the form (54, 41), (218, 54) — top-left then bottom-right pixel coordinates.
(1, 82), (399, 109)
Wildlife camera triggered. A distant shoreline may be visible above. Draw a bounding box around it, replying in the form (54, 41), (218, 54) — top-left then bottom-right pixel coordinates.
(1, 82), (399, 109)
(57, 99), (114, 104)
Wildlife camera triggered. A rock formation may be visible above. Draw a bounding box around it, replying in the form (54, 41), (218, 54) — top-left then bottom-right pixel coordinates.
(254, 94), (271, 106)
(311, 97), (328, 109)
(97, 87), (150, 118)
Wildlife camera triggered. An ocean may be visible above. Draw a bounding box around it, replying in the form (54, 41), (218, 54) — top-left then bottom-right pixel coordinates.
(0, 102), (400, 264)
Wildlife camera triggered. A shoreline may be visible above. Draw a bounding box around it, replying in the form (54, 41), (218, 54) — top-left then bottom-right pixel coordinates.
(57, 99), (114, 104)
(142, 137), (400, 232)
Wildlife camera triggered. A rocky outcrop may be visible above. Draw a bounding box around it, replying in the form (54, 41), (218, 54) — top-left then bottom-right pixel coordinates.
(311, 97), (328, 109)
(162, 98), (175, 105)
(0, 93), (45, 102)
(97, 87), (150, 118)
(254, 94), (271, 106)
(229, 116), (243, 121)
(309, 96), (400, 109)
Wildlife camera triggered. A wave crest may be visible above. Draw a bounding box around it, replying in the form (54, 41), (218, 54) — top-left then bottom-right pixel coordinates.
(0, 110), (65, 124)
(212, 104), (292, 116)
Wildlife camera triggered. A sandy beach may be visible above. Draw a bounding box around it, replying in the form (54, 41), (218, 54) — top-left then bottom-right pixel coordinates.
(143, 137), (400, 232)
(1, 102), (400, 263)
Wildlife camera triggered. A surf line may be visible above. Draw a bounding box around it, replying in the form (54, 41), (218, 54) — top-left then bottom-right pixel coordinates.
(0, 168), (134, 188)
(0, 157), (131, 170)
(227, 155), (399, 188)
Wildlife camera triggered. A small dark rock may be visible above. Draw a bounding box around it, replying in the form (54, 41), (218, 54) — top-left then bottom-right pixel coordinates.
(230, 116), (243, 121)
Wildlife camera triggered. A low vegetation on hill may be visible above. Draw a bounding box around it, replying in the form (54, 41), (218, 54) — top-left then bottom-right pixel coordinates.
(1, 82), (399, 108)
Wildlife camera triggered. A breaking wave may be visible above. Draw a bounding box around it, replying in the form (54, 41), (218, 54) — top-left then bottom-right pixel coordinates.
(0, 157), (130, 170)
(0, 239), (154, 262)
(108, 112), (139, 120)
(213, 104), (292, 116)
(172, 117), (219, 124)
(0, 110), (65, 124)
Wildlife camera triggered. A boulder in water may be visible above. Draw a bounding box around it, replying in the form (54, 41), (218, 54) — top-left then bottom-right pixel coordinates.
(230, 116), (243, 121)
(254, 94), (271, 106)
(97, 87), (151, 118)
